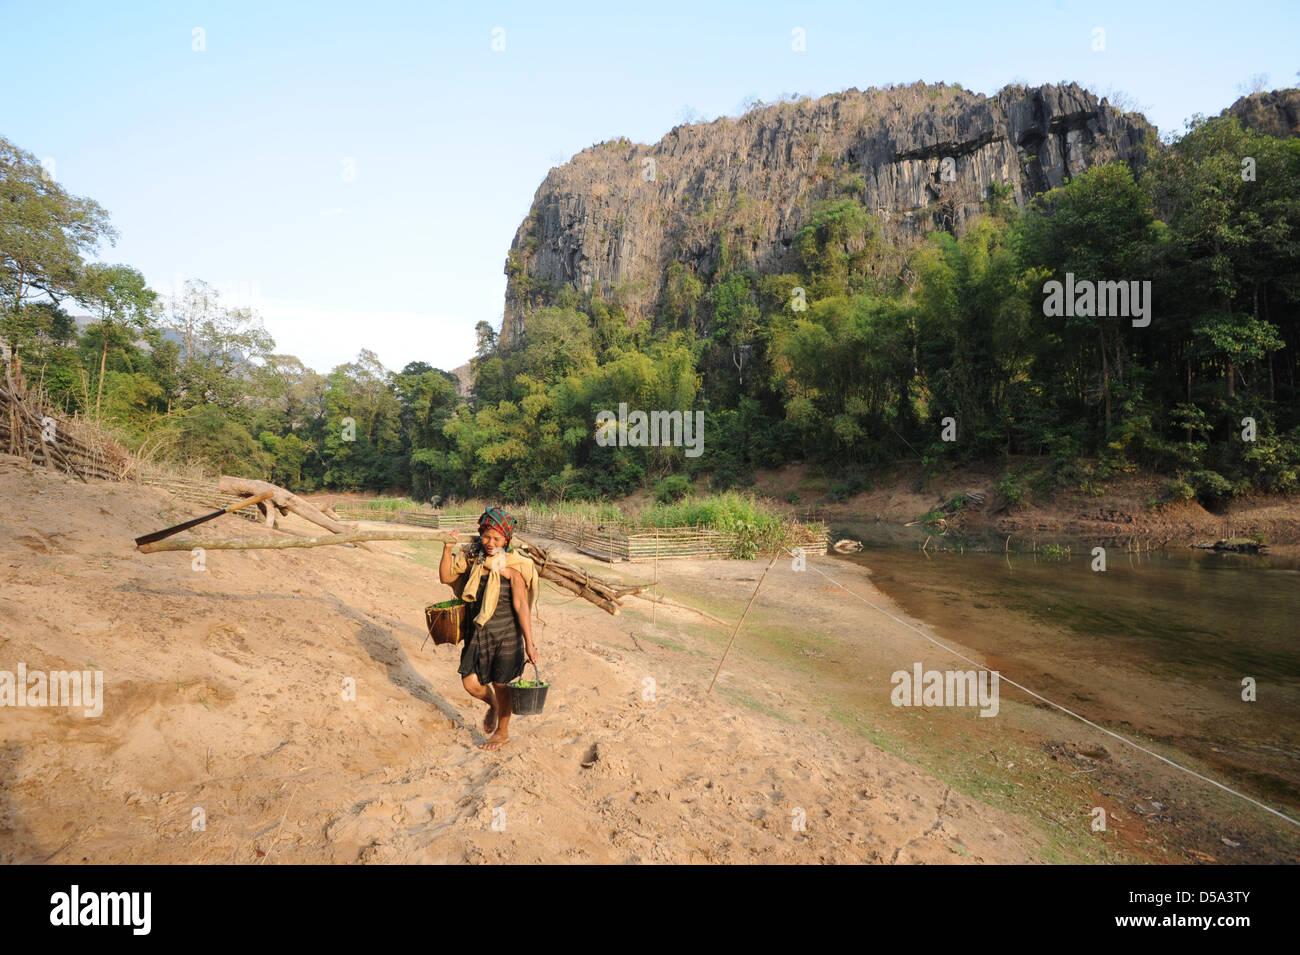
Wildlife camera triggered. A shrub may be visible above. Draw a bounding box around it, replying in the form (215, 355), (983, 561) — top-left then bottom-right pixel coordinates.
(1163, 476), (1195, 502)
(653, 474), (692, 504)
(995, 469), (1027, 506)
(1242, 431), (1300, 493)
(1189, 469), (1233, 508)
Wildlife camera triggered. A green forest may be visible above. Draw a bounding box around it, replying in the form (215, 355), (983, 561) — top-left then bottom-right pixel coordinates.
(3, 108), (1298, 509)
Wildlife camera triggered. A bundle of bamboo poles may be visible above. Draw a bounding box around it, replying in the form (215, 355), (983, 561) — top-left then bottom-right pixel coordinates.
(1, 369), (131, 481)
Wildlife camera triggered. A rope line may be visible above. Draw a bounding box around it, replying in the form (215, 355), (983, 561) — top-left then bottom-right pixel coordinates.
(789, 547), (1299, 828)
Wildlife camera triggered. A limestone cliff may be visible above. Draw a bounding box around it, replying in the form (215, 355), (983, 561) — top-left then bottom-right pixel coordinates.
(500, 81), (1157, 348)
(1223, 88), (1300, 139)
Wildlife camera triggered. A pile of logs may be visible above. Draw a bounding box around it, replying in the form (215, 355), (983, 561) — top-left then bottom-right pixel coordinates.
(1, 368), (131, 481)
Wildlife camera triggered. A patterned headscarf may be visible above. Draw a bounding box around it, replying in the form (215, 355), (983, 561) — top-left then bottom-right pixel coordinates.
(477, 506), (516, 546)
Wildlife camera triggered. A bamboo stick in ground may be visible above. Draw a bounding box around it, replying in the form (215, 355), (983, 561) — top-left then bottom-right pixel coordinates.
(707, 537), (787, 693)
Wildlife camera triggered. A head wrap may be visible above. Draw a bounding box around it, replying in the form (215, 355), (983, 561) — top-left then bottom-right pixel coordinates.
(450, 508), (537, 626)
(478, 506), (516, 547)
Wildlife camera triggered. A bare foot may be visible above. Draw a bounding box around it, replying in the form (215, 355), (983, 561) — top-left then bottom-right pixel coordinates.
(480, 729), (509, 751)
(482, 689), (498, 735)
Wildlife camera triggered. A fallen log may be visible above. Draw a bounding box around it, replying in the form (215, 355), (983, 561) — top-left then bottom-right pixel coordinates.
(218, 476), (353, 535)
(1192, 538), (1268, 554)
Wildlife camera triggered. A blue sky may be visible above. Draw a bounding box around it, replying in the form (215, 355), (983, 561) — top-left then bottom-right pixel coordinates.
(2, 0), (1295, 375)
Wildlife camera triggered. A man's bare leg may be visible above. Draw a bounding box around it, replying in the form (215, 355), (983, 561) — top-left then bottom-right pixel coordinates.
(482, 683), (513, 750)
(462, 674), (497, 735)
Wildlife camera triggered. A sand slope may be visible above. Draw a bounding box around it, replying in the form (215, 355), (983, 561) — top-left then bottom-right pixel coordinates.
(0, 456), (1046, 863)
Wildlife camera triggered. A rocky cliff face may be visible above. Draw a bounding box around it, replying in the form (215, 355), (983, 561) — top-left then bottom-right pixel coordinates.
(500, 81), (1156, 348)
(447, 361), (473, 398)
(1223, 88), (1300, 139)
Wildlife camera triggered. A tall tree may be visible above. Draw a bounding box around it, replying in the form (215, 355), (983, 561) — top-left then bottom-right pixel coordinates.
(0, 136), (116, 368)
(76, 263), (157, 418)
(1019, 163), (1161, 438)
(163, 279), (274, 409)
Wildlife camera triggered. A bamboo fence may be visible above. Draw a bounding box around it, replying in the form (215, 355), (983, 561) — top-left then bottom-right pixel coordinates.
(135, 471), (263, 523)
(328, 505), (480, 527)
(513, 507), (828, 562)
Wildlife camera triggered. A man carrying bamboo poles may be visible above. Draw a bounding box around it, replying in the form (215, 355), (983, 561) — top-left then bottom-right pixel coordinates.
(439, 506), (539, 750)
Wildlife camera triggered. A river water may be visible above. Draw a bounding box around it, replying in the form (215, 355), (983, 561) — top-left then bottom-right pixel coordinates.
(830, 520), (1300, 812)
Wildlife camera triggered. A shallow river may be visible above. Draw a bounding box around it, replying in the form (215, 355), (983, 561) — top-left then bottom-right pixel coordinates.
(830, 520), (1300, 811)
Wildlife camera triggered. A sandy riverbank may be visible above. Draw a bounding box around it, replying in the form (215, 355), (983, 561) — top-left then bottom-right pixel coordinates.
(3, 454), (1293, 863)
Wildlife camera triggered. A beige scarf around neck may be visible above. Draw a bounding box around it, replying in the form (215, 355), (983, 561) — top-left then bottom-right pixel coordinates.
(451, 544), (539, 626)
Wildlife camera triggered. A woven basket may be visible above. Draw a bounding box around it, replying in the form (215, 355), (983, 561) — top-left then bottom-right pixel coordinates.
(424, 599), (471, 646)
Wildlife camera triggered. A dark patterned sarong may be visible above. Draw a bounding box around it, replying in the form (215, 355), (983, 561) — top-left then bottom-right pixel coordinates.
(457, 576), (525, 687)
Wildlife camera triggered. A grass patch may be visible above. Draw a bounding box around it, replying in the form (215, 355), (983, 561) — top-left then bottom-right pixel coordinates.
(636, 631), (691, 653)
(828, 700), (1131, 863)
(522, 491), (822, 559)
(720, 686), (797, 723)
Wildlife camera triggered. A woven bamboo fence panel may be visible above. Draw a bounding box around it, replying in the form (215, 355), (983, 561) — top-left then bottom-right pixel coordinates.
(135, 472), (262, 523)
(328, 506), (480, 526)
(514, 508), (828, 562)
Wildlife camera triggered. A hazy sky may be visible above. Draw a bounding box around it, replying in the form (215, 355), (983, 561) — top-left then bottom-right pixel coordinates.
(2, 0), (1295, 375)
